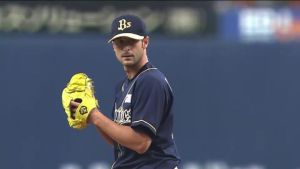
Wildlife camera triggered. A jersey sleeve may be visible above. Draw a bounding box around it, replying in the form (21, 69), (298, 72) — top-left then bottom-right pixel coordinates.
(130, 75), (169, 138)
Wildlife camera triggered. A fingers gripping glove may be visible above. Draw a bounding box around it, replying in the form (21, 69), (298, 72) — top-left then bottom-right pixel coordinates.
(62, 73), (99, 129)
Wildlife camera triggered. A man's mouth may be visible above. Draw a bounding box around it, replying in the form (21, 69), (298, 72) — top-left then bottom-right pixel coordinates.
(122, 54), (133, 58)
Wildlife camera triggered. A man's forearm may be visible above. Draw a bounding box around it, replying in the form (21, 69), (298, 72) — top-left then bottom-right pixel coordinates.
(95, 125), (114, 146)
(88, 110), (152, 154)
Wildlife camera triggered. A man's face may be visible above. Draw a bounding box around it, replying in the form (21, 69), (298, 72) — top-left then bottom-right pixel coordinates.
(112, 37), (145, 67)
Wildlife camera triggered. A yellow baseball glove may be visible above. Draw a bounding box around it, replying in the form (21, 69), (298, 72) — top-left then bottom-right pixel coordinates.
(62, 73), (99, 129)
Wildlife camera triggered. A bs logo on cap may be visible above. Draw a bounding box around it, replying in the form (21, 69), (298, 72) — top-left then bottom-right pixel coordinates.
(118, 19), (132, 31)
(108, 14), (147, 43)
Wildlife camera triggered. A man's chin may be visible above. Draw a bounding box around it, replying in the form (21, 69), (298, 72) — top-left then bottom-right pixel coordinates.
(122, 61), (135, 67)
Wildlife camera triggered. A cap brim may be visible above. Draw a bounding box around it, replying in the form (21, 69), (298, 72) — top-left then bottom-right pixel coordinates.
(107, 33), (144, 43)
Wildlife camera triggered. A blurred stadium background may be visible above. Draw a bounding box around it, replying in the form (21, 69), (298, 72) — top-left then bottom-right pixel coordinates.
(1, 1), (300, 169)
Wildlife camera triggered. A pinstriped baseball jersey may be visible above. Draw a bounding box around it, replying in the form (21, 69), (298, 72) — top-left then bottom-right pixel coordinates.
(111, 62), (181, 169)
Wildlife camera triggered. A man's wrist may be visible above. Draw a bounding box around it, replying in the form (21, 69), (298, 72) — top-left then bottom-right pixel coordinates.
(88, 108), (99, 125)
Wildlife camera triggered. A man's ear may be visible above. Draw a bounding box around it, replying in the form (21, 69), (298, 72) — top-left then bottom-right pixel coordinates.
(142, 36), (149, 49)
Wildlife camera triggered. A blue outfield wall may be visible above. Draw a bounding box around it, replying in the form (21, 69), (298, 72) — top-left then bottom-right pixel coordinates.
(0, 34), (300, 169)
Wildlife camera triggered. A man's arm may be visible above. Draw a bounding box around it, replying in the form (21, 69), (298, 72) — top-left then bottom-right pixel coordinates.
(94, 126), (114, 146)
(88, 109), (152, 154)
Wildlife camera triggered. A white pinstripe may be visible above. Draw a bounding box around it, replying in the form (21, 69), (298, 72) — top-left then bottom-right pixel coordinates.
(132, 120), (157, 133)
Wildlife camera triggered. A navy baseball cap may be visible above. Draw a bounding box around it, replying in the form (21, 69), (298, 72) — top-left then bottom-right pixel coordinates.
(108, 14), (147, 43)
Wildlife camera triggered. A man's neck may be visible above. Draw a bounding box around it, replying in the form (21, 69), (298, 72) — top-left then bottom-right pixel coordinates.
(124, 61), (148, 80)
(124, 64), (143, 80)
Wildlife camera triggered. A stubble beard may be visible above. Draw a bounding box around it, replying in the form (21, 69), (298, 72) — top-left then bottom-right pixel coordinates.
(121, 55), (142, 68)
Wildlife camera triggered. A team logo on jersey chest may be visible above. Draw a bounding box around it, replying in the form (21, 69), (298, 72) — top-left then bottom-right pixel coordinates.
(114, 106), (131, 124)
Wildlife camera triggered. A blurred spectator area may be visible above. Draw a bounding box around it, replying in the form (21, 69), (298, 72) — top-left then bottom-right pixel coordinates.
(0, 1), (300, 41)
(215, 1), (300, 42)
(0, 1), (216, 38)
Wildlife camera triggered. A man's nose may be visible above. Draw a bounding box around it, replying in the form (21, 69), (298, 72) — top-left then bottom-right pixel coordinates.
(122, 45), (131, 51)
